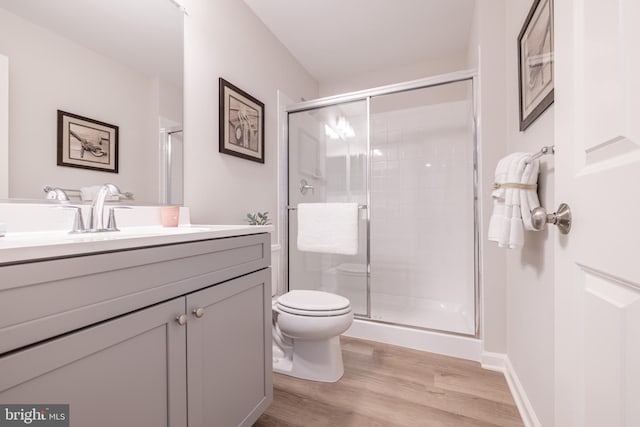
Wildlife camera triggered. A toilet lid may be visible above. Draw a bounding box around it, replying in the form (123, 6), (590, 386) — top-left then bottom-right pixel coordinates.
(277, 290), (351, 316)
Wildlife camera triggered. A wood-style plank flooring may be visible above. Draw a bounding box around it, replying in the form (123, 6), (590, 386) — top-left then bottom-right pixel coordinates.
(254, 336), (523, 427)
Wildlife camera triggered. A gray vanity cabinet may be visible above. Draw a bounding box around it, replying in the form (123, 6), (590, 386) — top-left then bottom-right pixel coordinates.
(187, 269), (272, 427)
(0, 298), (189, 426)
(0, 232), (272, 427)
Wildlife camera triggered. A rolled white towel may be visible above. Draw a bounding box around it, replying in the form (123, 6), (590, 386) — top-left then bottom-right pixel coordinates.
(488, 153), (520, 243)
(520, 158), (540, 231)
(508, 202), (525, 249)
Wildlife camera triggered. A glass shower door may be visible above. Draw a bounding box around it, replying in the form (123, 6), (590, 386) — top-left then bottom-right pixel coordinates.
(160, 127), (183, 206)
(287, 101), (369, 315)
(369, 79), (476, 334)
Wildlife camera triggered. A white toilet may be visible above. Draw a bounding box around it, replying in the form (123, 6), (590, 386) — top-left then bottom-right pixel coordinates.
(272, 290), (353, 382)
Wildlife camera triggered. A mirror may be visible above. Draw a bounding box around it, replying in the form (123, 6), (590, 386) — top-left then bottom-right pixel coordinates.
(0, 0), (183, 204)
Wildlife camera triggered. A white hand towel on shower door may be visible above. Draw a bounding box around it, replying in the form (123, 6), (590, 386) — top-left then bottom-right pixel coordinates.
(297, 202), (359, 255)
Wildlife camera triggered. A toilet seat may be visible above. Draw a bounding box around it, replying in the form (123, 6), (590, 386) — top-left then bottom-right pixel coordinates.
(276, 290), (351, 317)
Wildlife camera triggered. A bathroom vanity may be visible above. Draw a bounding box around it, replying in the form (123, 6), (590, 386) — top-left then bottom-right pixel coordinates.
(0, 220), (272, 427)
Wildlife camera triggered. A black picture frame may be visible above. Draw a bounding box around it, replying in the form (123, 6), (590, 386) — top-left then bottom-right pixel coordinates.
(517, 0), (554, 131)
(219, 78), (265, 163)
(57, 110), (119, 173)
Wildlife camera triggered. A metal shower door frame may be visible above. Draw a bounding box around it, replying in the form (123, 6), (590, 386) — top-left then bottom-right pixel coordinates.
(284, 69), (479, 337)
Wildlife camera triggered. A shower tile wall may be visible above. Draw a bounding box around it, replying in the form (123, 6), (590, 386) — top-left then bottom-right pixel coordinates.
(370, 96), (475, 333)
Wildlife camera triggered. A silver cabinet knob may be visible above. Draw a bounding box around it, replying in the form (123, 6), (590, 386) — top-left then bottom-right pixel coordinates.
(176, 314), (188, 326)
(193, 307), (205, 318)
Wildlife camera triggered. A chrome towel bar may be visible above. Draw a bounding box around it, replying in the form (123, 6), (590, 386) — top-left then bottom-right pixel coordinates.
(287, 204), (367, 211)
(526, 145), (555, 163)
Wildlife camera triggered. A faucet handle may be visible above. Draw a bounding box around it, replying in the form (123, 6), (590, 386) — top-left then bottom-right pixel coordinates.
(53, 205), (86, 233)
(44, 186), (71, 203)
(106, 206), (132, 231)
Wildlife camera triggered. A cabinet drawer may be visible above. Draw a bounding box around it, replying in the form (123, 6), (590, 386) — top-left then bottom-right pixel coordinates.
(0, 233), (270, 354)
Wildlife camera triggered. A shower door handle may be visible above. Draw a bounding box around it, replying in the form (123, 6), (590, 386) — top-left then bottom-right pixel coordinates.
(299, 179), (314, 195)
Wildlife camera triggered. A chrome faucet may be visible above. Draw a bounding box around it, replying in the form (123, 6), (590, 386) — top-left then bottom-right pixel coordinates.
(89, 183), (125, 231)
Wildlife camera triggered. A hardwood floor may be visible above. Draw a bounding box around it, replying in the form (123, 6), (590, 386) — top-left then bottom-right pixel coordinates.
(254, 336), (523, 427)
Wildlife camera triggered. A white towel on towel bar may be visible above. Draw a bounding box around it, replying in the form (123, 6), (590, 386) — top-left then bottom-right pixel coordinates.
(488, 152), (541, 249)
(297, 203), (359, 255)
(488, 153), (518, 245)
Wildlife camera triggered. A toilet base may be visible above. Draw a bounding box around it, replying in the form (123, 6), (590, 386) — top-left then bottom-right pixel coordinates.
(272, 336), (345, 382)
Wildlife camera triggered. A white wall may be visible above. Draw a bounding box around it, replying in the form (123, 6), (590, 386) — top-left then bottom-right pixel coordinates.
(182, 0), (317, 234)
(470, 0), (555, 424)
(0, 8), (171, 203)
(318, 52), (469, 97)
(467, 0), (508, 355)
(503, 1), (555, 425)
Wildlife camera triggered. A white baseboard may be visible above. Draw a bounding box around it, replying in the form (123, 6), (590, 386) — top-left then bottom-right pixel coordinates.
(346, 319), (482, 361)
(480, 351), (507, 372)
(481, 352), (541, 427)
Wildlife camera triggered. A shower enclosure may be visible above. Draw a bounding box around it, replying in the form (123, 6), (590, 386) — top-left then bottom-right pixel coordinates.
(286, 72), (478, 336)
(160, 127), (184, 206)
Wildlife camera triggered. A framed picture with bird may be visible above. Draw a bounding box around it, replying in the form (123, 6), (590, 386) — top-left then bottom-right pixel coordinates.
(57, 110), (118, 172)
(219, 78), (265, 163)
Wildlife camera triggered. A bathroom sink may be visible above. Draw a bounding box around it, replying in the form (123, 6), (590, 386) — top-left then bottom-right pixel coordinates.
(1, 226), (210, 246)
(0, 202), (271, 264)
(0, 224), (272, 265)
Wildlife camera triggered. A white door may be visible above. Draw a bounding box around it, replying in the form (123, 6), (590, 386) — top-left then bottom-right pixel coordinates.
(555, 1), (640, 426)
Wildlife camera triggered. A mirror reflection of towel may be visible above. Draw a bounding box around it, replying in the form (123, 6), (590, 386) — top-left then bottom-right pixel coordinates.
(80, 185), (119, 202)
(297, 203), (359, 255)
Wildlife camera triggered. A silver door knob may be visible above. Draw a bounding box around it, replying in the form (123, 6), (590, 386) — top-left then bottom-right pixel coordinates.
(193, 307), (205, 318)
(531, 203), (572, 234)
(176, 314), (188, 326)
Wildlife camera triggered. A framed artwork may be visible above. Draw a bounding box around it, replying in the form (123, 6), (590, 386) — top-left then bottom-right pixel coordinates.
(219, 78), (265, 163)
(517, 0), (554, 131)
(57, 110), (118, 173)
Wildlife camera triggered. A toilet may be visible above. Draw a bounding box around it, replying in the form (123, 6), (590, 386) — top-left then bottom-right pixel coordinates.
(272, 290), (353, 382)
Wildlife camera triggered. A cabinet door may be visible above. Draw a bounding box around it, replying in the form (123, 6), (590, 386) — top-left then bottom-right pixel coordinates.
(187, 268), (272, 427)
(0, 298), (187, 427)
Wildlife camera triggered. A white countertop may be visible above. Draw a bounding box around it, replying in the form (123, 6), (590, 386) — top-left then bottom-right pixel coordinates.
(0, 224), (273, 265)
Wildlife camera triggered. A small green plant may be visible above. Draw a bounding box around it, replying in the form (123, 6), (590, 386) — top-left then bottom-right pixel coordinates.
(245, 211), (271, 225)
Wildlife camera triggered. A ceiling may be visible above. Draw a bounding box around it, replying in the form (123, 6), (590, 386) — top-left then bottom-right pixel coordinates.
(243, 0), (475, 83)
(0, 0), (183, 85)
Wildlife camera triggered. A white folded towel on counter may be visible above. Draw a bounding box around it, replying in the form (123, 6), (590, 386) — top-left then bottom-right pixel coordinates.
(297, 202), (359, 255)
(488, 152), (541, 249)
